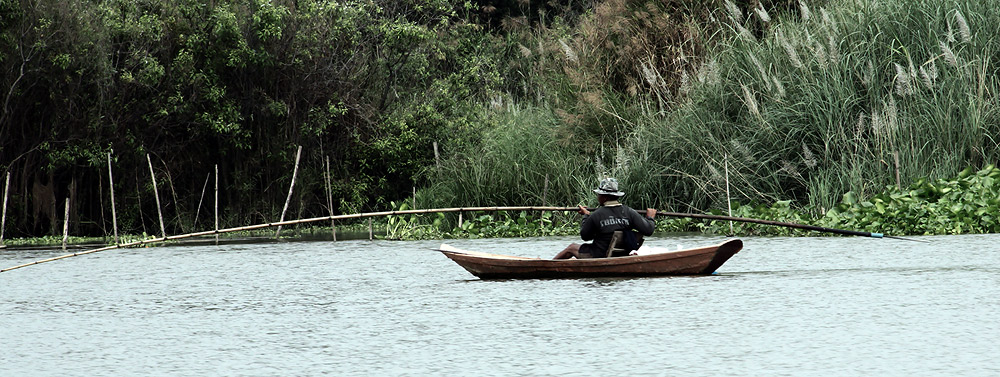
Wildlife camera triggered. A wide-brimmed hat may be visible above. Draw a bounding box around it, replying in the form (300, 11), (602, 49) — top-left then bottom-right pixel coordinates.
(593, 177), (625, 197)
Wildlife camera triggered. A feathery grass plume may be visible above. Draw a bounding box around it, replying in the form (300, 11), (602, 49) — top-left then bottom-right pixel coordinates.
(946, 22), (955, 43)
(906, 55), (918, 83)
(680, 71), (691, 95)
(749, 53), (769, 85)
(919, 66), (935, 89)
(517, 43), (532, 57)
(771, 76), (786, 98)
(755, 3), (771, 23)
(707, 162), (723, 182)
(780, 160), (800, 178)
(870, 108), (884, 148)
(940, 41), (958, 67)
(802, 142), (817, 168)
(615, 146), (630, 174)
(820, 8), (835, 32)
(559, 39), (578, 63)
(703, 59), (720, 86)
(861, 60), (873, 87)
(798, 0), (811, 21)
(594, 156), (607, 179)
(854, 112), (866, 141)
(921, 61), (939, 88)
(777, 29), (804, 69)
(740, 84), (762, 121)
(894, 63), (913, 96)
(953, 10), (971, 43)
(724, 0), (742, 22)
(640, 60), (658, 87)
(736, 23), (756, 41)
(885, 97), (898, 131)
(812, 39), (828, 68)
(730, 139), (752, 163)
(827, 34), (840, 65)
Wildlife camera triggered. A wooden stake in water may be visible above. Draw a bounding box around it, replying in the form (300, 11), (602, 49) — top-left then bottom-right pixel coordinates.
(107, 153), (119, 245)
(725, 154), (734, 236)
(412, 186), (416, 209)
(275, 146), (302, 238)
(147, 154), (166, 238)
(1, 171), (9, 247)
(214, 164), (219, 245)
(194, 172), (210, 229)
(62, 198), (70, 250)
(368, 218), (373, 240)
(324, 156), (336, 241)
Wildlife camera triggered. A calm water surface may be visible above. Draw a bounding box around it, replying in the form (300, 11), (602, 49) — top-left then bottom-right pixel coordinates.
(2, 234), (998, 376)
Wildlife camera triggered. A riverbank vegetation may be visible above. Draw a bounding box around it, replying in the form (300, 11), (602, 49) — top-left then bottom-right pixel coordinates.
(1, 0), (997, 241)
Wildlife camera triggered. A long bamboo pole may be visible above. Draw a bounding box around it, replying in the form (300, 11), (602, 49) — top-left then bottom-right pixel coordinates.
(194, 172), (210, 229)
(324, 156), (335, 241)
(214, 164), (219, 245)
(724, 154), (734, 236)
(146, 154), (166, 238)
(61, 198), (70, 250)
(1, 171), (9, 247)
(1, 205), (924, 273)
(275, 146), (302, 238)
(107, 153), (119, 245)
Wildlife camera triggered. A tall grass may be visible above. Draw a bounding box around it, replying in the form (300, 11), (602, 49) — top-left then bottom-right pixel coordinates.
(629, 0), (1000, 211)
(430, 0), (1000, 214)
(421, 106), (595, 208)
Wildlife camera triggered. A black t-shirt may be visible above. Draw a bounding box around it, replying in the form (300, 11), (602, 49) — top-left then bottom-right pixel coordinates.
(579, 201), (655, 257)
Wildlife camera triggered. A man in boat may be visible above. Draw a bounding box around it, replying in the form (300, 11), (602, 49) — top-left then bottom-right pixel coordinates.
(553, 178), (656, 259)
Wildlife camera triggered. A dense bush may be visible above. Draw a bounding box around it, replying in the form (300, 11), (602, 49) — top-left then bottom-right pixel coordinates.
(0, 0), (502, 236)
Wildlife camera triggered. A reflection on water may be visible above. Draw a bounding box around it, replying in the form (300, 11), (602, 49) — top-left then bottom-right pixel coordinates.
(2, 234), (998, 376)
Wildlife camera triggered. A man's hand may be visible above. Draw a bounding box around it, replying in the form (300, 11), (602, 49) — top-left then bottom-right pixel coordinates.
(645, 208), (657, 218)
(578, 205), (590, 215)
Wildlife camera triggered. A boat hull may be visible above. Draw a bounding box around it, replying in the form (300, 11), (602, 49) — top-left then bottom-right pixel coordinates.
(438, 239), (743, 279)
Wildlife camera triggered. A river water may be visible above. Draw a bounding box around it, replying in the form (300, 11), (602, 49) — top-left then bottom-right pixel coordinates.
(2, 234), (998, 376)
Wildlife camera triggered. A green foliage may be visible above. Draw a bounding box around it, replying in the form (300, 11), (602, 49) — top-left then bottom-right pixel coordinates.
(630, 0), (1000, 212)
(693, 165), (1000, 237)
(822, 165), (1000, 235)
(1, 0), (507, 237)
(384, 201), (577, 240)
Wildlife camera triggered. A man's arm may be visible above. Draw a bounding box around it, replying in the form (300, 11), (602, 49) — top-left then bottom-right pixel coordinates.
(579, 206), (596, 241)
(630, 207), (656, 236)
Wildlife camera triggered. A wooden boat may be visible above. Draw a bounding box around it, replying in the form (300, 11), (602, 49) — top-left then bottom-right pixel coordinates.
(437, 239), (743, 279)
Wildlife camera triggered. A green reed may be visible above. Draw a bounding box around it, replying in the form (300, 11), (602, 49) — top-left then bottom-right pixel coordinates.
(429, 0), (1000, 220)
(630, 0), (1000, 212)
